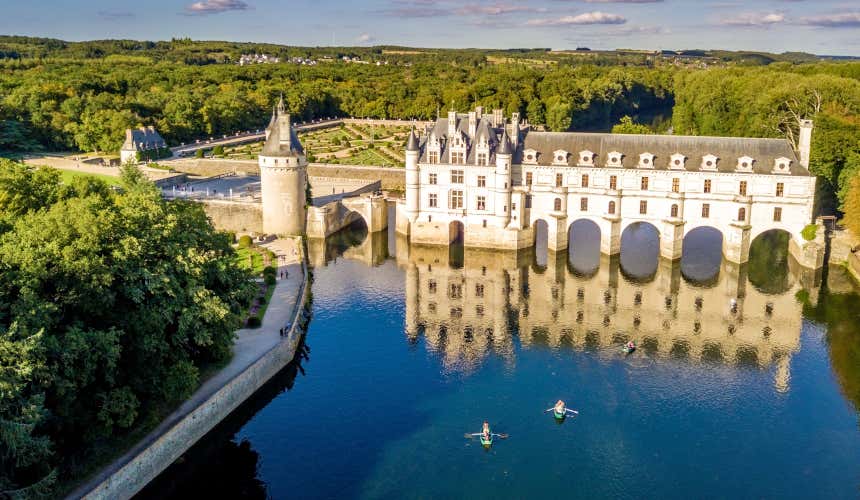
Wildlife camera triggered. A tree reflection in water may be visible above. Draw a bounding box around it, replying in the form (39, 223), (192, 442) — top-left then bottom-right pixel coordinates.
(137, 347), (309, 500)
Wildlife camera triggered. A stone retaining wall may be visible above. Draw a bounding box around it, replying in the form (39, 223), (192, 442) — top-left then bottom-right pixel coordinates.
(200, 201), (263, 234)
(848, 252), (860, 285)
(307, 164), (405, 191)
(74, 255), (310, 500)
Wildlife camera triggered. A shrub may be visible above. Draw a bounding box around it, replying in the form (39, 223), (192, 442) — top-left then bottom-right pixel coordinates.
(194, 148), (204, 158)
(367, 143), (375, 149)
(801, 224), (818, 241)
(237, 235), (253, 249)
(264, 274), (276, 286)
(257, 294), (267, 305)
(212, 145), (225, 156)
(263, 265), (277, 277)
(247, 316), (262, 328)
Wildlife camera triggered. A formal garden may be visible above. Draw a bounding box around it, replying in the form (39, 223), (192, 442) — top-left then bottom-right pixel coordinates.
(217, 122), (410, 167)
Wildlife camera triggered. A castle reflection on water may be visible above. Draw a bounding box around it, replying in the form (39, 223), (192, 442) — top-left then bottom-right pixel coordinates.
(308, 222), (818, 395)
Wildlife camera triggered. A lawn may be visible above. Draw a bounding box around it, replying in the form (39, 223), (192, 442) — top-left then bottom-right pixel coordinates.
(234, 246), (266, 275)
(58, 169), (122, 186)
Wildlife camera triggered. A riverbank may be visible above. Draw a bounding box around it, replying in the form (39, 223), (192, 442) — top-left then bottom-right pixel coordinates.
(68, 239), (311, 500)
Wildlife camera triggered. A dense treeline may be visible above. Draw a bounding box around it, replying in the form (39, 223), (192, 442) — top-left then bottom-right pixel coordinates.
(672, 64), (860, 214)
(0, 161), (256, 494)
(0, 57), (674, 153)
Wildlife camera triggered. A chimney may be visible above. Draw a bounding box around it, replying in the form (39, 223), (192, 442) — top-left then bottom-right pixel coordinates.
(511, 112), (520, 147)
(447, 109), (457, 137)
(492, 109), (503, 128)
(475, 106), (483, 120)
(125, 129), (133, 142)
(468, 111), (477, 138)
(798, 119), (813, 169)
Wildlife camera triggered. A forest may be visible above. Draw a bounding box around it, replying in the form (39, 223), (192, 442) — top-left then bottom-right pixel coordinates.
(1, 37), (859, 214)
(0, 162), (256, 495)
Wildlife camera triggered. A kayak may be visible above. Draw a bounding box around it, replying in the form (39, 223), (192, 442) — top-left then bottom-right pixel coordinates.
(622, 345), (636, 354)
(480, 435), (493, 446)
(553, 409), (566, 419)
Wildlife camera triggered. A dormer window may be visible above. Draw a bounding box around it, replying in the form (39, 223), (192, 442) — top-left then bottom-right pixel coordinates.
(669, 153), (686, 170)
(772, 157), (792, 175)
(638, 152), (655, 169)
(607, 151), (623, 167)
(736, 156), (754, 172)
(552, 149), (569, 166)
(523, 148), (538, 164)
(578, 150), (595, 166)
(701, 154), (718, 171)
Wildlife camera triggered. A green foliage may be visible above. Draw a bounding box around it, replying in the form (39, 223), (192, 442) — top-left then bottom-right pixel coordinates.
(0, 158), (255, 491)
(844, 173), (860, 240)
(612, 116), (653, 135)
(246, 316), (261, 328)
(526, 99), (545, 125)
(671, 66), (860, 213)
(237, 235), (253, 249)
(545, 100), (572, 132)
(212, 145), (225, 156)
(194, 148), (204, 159)
(262, 265), (277, 277)
(264, 274), (277, 286)
(801, 224), (818, 241)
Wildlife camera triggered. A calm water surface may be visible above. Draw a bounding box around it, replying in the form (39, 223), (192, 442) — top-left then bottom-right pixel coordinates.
(141, 220), (860, 499)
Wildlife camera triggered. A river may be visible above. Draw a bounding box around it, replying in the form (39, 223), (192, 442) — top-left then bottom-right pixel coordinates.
(140, 218), (860, 499)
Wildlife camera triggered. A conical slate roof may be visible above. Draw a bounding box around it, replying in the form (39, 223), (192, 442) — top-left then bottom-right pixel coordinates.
(261, 98), (304, 157)
(496, 129), (512, 155)
(405, 127), (419, 151)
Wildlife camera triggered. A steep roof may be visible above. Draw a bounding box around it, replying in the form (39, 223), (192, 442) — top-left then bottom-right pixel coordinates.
(420, 113), (502, 164)
(261, 97), (304, 157)
(519, 131), (808, 176)
(405, 127), (419, 151)
(121, 126), (166, 152)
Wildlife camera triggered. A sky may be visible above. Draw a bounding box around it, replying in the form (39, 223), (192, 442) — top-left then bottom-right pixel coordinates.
(2, 0), (860, 56)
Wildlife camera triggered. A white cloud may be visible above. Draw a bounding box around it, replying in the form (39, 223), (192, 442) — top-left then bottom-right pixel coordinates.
(184, 0), (251, 15)
(455, 4), (547, 16)
(720, 12), (785, 26)
(799, 12), (860, 27)
(526, 11), (627, 26)
(357, 33), (376, 43)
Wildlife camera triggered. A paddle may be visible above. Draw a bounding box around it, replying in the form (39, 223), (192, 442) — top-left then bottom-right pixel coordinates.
(491, 433), (509, 439)
(464, 433), (483, 438)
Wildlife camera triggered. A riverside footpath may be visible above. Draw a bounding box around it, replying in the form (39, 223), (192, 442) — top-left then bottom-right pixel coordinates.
(69, 239), (310, 500)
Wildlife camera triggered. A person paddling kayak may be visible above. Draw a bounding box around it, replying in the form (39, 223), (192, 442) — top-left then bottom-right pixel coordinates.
(546, 400), (579, 418)
(481, 421), (491, 441)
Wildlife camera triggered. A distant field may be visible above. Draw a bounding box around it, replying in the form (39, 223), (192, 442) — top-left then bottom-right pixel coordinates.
(220, 123), (409, 167)
(58, 169), (122, 186)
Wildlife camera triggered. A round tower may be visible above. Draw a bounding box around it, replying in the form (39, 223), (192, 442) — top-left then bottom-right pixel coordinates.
(405, 127), (420, 225)
(259, 97), (307, 236)
(494, 128), (513, 227)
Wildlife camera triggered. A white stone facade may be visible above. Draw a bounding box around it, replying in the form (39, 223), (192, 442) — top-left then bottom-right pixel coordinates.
(397, 108), (817, 265)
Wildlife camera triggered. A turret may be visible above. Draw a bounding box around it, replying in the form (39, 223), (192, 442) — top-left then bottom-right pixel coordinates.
(510, 112), (520, 148)
(494, 129), (513, 227)
(259, 96), (307, 236)
(405, 127), (421, 223)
